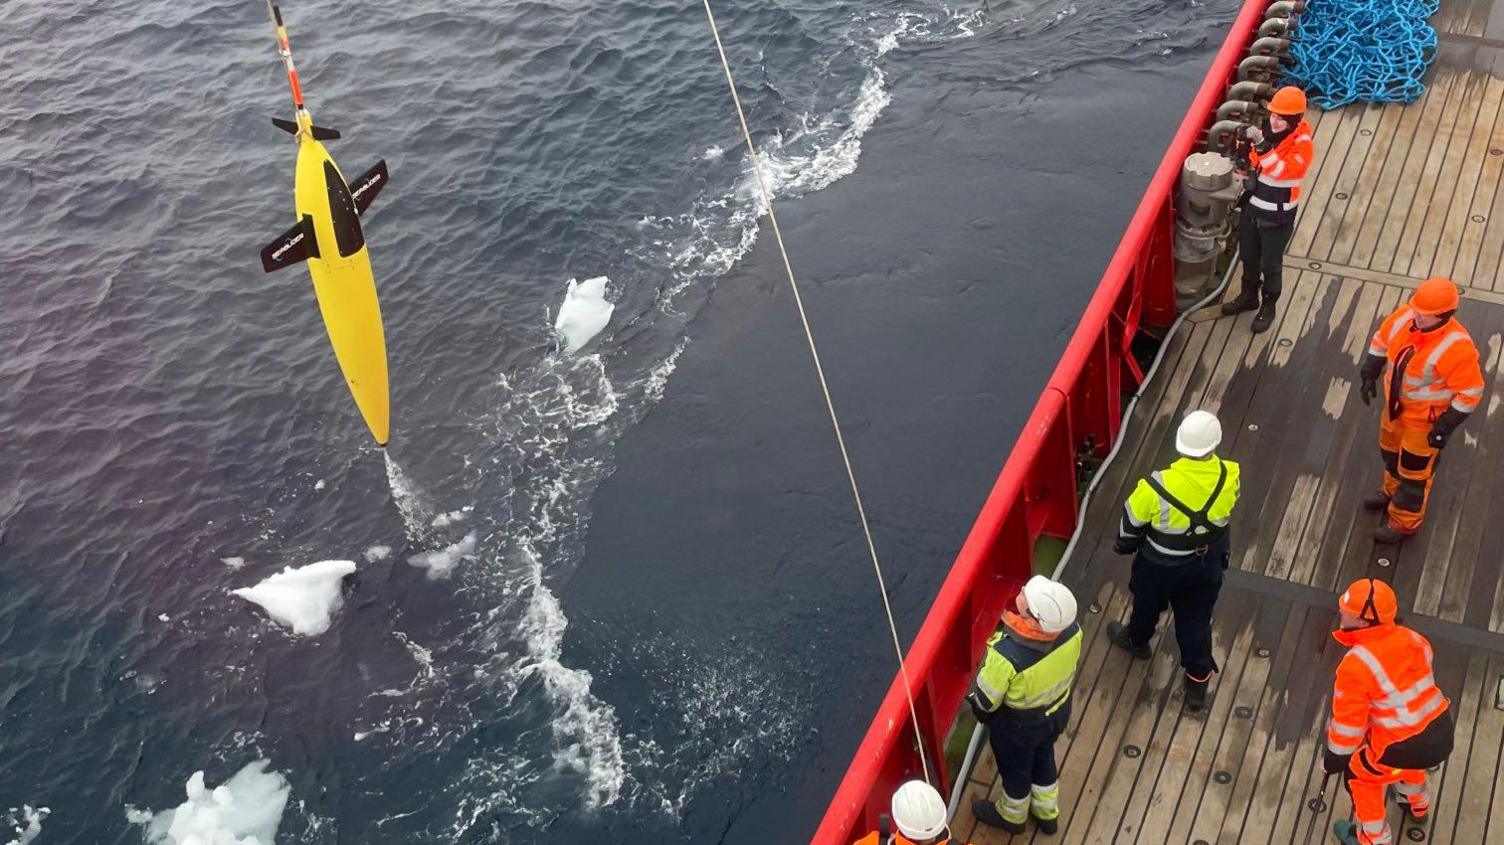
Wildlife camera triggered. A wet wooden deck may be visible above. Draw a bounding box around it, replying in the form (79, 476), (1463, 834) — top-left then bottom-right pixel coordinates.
(951, 9), (1504, 844)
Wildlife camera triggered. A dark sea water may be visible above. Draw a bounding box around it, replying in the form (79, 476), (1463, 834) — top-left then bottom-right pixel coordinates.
(0, 0), (1235, 841)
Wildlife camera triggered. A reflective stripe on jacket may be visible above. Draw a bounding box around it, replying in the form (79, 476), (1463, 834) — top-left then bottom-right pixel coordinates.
(970, 624), (1083, 717)
(1119, 456), (1241, 558)
(1327, 623), (1449, 759)
(1367, 305), (1484, 424)
(1247, 119), (1314, 224)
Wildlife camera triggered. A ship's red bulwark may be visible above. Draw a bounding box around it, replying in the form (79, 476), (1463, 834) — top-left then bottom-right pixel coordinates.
(811, 0), (1276, 841)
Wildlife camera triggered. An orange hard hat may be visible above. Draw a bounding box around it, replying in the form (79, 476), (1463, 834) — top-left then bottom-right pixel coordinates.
(1411, 277), (1460, 316)
(1339, 578), (1398, 625)
(1268, 86), (1307, 116)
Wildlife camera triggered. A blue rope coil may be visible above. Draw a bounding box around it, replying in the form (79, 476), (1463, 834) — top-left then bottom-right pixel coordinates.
(1285, 0), (1439, 109)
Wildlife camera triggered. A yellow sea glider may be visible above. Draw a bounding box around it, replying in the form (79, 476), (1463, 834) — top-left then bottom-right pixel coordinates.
(257, 2), (390, 446)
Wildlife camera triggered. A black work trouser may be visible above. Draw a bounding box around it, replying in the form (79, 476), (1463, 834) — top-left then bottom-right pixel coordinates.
(987, 701), (1071, 800)
(1341, 708), (1456, 789)
(1126, 543), (1227, 678)
(1239, 218), (1294, 300)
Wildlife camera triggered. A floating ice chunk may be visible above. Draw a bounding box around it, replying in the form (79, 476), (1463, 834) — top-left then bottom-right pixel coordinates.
(221, 557), (246, 571)
(554, 276), (614, 354)
(314, 479), (326, 491)
(128, 760), (289, 845)
(231, 561), (357, 637)
(364, 545), (391, 562)
(5, 804), (49, 845)
(157, 613), (170, 623)
(405, 532), (477, 580)
(430, 509), (468, 529)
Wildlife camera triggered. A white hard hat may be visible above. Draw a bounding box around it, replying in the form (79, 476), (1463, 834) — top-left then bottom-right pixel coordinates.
(1022, 575), (1078, 634)
(1175, 410), (1222, 458)
(891, 780), (947, 840)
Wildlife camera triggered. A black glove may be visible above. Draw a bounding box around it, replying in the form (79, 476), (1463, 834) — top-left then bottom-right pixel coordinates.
(1323, 748), (1351, 775)
(1114, 537), (1141, 556)
(1359, 353), (1386, 406)
(1429, 407), (1469, 449)
(968, 693), (995, 725)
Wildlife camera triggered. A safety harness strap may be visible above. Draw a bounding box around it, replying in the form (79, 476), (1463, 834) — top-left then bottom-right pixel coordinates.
(1144, 459), (1228, 535)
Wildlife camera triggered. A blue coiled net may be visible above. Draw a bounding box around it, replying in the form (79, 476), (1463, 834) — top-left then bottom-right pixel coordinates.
(1285, 0), (1439, 109)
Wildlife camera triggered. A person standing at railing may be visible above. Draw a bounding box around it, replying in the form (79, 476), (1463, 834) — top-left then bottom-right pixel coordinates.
(1221, 85), (1314, 334)
(1357, 276), (1484, 543)
(965, 576), (1082, 835)
(1107, 410), (1240, 711)
(850, 780), (967, 845)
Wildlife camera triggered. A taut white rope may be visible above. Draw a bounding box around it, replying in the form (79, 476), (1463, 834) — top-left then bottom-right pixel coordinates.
(699, 0), (932, 786)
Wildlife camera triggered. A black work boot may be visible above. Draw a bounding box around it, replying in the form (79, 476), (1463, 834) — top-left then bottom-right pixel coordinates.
(1034, 815), (1059, 835)
(1184, 674), (1210, 712)
(1107, 621), (1151, 659)
(971, 799), (1026, 834)
(1362, 491), (1391, 511)
(1221, 287), (1260, 315)
(1251, 298), (1278, 333)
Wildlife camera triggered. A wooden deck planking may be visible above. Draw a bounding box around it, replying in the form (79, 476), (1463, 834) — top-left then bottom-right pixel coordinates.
(949, 14), (1504, 840)
(952, 273), (1504, 843)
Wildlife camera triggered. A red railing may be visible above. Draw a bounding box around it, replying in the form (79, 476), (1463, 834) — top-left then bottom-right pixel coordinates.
(811, 0), (1276, 840)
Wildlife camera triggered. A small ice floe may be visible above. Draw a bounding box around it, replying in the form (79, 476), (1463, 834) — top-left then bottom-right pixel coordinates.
(126, 760), (289, 845)
(313, 479), (326, 492)
(157, 613), (170, 623)
(231, 561), (357, 637)
(554, 276), (614, 354)
(363, 545), (392, 563)
(430, 509), (468, 529)
(5, 804), (49, 845)
(221, 557), (247, 571)
(405, 532), (477, 580)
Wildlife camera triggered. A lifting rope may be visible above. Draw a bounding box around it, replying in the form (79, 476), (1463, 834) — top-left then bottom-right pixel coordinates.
(1285, 0), (1438, 109)
(698, 0), (934, 786)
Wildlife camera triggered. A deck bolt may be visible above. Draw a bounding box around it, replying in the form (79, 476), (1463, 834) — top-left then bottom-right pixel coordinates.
(1088, 602), (1102, 614)
(1472, 214), (1486, 223)
(1309, 796), (1328, 812)
(1214, 771), (1232, 784)
(1256, 647), (1271, 657)
(1493, 148), (1503, 156)
(1124, 744), (1142, 758)
(1235, 705), (1254, 719)
(1278, 338), (1293, 347)
(1248, 423), (1260, 432)
(1406, 829), (1426, 841)
(1378, 557), (1391, 568)
(1309, 260), (1323, 269)
(1335, 192), (1349, 200)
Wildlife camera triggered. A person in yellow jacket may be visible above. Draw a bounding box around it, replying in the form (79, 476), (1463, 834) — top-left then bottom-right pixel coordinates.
(967, 576), (1082, 835)
(1108, 410), (1240, 710)
(850, 780), (965, 845)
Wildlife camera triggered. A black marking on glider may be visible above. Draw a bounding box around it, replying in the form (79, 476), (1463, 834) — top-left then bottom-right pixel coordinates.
(324, 162), (365, 257)
(349, 160), (388, 216)
(260, 214), (320, 273)
(272, 117), (299, 135)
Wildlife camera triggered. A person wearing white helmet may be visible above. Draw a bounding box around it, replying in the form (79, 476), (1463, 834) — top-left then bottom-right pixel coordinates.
(1108, 409), (1241, 711)
(850, 779), (964, 845)
(965, 575), (1083, 834)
